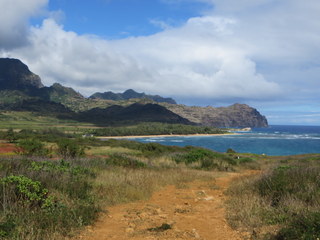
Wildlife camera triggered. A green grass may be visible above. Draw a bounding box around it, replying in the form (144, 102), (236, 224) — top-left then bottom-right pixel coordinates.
(86, 146), (140, 156)
(0, 111), (99, 132)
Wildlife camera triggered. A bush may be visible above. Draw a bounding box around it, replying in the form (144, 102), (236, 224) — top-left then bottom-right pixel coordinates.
(275, 212), (320, 240)
(0, 157), (99, 239)
(0, 175), (52, 210)
(16, 138), (48, 156)
(226, 161), (320, 239)
(226, 148), (237, 154)
(30, 159), (93, 177)
(57, 139), (85, 158)
(256, 165), (320, 207)
(3, 128), (17, 143)
(173, 148), (236, 170)
(106, 154), (147, 168)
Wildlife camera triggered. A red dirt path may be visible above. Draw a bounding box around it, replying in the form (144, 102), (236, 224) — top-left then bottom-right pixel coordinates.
(76, 171), (253, 240)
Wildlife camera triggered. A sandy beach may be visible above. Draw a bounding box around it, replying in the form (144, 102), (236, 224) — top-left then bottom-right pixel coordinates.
(97, 132), (237, 139)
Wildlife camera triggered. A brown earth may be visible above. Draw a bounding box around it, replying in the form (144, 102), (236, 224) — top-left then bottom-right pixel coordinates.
(0, 143), (19, 154)
(76, 171), (255, 240)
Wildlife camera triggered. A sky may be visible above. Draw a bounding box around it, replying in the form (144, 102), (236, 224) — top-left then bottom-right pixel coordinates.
(0, 0), (320, 125)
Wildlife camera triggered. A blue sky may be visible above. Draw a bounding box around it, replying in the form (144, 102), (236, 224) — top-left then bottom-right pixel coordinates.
(46, 0), (210, 38)
(0, 0), (320, 125)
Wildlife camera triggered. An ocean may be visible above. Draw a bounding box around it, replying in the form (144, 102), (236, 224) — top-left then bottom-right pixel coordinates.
(128, 125), (320, 156)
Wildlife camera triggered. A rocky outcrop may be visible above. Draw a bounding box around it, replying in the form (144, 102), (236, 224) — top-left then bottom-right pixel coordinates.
(163, 103), (268, 128)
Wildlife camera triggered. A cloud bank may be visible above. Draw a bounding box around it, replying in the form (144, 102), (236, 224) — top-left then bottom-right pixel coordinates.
(0, 0), (47, 49)
(1, 0), (319, 108)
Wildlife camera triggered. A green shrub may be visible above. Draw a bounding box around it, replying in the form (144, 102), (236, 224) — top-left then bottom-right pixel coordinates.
(236, 157), (254, 164)
(255, 165), (320, 207)
(57, 138), (85, 158)
(0, 175), (52, 210)
(227, 162), (320, 239)
(30, 159), (92, 177)
(106, 154), (147, 168)
(0, 217), (15, 238)
(3, 128), (17, 143)
(173, 148), (236, 170)
(275, 212), (320, 240)
(16, 138), (49, 156)
(226, 148), (237, 154)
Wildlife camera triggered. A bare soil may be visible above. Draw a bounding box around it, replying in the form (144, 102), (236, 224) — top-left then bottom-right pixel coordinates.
(0, 143), (18, 154)
(76, 171), (250, 240)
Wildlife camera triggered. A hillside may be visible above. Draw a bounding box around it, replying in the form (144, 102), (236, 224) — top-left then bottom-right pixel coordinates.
(77, 103), (191, 125)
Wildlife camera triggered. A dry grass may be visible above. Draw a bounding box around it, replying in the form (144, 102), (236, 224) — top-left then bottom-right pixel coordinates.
(226, 160), (320, 240)
(93, 167), (216, 207)
(86, 146), (140, 156)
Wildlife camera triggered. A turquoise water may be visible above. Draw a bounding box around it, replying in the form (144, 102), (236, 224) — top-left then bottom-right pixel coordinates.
(128, 125), (320, 156)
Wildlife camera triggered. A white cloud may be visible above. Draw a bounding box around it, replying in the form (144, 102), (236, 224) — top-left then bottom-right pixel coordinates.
(4, 14), (281, 101)
(0, 0), (48, 49)
(8, 19), (154, 95)
(1, 0), (320, 108)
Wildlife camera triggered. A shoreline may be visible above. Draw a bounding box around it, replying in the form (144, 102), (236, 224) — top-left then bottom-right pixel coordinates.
(97, 132), (238, 139)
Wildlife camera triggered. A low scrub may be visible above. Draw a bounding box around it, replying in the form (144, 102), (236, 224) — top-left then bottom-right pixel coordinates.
(16, 138), (49, 156)
(106, 153), (147, 168)
(173, 148), (236, 170)
(226, 158), (320, 239)
(0, 157), (98, 239)
(56, 138), (85, 158)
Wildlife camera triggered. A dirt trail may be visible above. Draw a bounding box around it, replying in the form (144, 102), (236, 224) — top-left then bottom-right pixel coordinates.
(77, 172), (250, 240)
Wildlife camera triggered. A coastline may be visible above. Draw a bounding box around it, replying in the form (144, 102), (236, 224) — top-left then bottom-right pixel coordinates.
(97, 132), (238, 139)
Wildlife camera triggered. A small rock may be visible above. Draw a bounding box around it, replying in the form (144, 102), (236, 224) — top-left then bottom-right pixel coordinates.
(125, 227), (134, 233)
(192, 229), (201, 239)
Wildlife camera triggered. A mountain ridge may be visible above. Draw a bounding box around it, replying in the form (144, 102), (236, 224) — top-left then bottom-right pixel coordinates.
(90, 89), (177, 104)
(0, 57), (268, 128)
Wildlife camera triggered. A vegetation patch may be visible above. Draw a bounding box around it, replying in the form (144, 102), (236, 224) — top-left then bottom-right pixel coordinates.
(226, 156), (320, 239)
(173, 148), (236, 170)
(148, 223), (172, 232)
(106, 153), (147, 168)
(88, 122), (227, 136)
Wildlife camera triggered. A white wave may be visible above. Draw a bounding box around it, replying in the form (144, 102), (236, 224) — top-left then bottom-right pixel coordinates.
(143, 139), (165, 142)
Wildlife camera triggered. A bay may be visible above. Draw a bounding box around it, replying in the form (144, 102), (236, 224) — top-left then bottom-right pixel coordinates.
(128, 125), (320, 156)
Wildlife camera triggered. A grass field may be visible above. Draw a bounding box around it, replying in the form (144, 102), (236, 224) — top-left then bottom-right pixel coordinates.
(0, 111), (101, 132)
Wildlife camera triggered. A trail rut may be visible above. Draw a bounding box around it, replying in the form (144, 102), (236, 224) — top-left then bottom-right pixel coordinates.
(77, 172), (248, 240)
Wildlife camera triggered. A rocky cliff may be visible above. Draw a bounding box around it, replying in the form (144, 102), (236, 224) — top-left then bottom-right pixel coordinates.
(162, 103), (268, 128)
